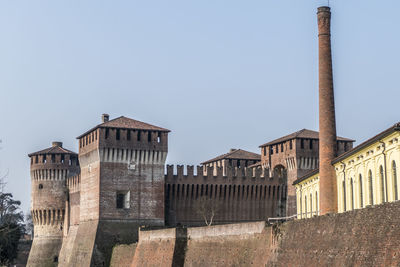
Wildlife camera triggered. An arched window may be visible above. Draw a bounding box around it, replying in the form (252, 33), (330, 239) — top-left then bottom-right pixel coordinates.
(393, 161), (398, 201)
(368, 170), (374, 205)
(359, 174), (363, 208)
(380, 165), (385, 203)
(299, 191), (302, 218)
(343, 180), (346, 211)
(350, 178), (354, 210)
(304, 195), (307, 217)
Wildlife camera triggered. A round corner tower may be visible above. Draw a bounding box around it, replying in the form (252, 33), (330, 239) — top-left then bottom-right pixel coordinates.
(26, 141), (79, 267)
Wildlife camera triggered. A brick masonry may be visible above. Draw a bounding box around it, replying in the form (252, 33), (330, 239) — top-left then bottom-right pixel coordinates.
(110, 200), (400, 267)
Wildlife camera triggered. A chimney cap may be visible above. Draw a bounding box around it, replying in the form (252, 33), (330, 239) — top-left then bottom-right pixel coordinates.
(102, 114), (110, 123)
(52, 142), (63, 147)
(317, 6), (331, 13)
(229, 148), (237, 153)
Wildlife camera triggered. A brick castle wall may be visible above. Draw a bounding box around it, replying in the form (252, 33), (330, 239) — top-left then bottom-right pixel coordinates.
(165, 165), (287, 226)
(111, 201), (400, 267)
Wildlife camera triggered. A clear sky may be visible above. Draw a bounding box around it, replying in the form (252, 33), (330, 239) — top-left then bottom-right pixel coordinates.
(1, 0), (399, 213)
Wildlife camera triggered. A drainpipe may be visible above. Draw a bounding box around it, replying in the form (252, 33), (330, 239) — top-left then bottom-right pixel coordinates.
(340, 161), (346, 211)
(379, 140), (388, 202)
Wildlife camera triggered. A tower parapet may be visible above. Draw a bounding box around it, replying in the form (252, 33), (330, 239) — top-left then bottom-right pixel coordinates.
(27, 142), (79, 267)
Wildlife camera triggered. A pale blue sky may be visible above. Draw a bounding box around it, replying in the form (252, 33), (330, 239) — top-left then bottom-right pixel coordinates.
(1, 1), (399, 212)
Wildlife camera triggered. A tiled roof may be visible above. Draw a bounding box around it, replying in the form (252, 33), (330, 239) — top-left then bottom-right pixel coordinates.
(201, 149), (261, 165)
(332, 122), (400, 164)
(28, 145), (77, 157)
(77, 116), (170, 139)
(259, 129), (354, 147)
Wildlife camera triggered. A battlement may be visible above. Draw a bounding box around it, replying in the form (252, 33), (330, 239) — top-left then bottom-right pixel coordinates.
(165, 165), (287, 226)
(31, 208), (65, 226)
(67, 174), (81, 193)
(165, 165), (286, 182)
(30, 153), (79, 166)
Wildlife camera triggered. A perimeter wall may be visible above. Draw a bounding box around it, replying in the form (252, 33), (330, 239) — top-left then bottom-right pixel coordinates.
(110, 201), (400, 267)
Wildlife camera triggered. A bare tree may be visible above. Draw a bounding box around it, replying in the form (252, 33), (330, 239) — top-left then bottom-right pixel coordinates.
(25, 211), (33, 238)
(195, 195), (219, 226)
(0, 143), (25, 265)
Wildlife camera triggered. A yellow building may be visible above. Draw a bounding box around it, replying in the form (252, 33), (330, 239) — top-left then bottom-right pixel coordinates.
(294, 123), (400, 218)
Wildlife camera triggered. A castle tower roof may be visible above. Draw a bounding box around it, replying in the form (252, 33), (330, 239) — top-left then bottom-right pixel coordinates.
(259, 129), (354, 147)
(201, 149), (261, 165)
(28, 142), (77, 156)
(77, 115), (170, 139)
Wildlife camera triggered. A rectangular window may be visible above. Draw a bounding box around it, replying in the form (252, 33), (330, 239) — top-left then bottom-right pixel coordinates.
(148, 131), (152, 142)
(116, 191), (130, 209)
(105, 129), (109, 139)
(301, 139), (304, 149)
(127, 130), (131, 141)
(309, 139), (313, 149)
(263, 147), (266, 156)
(289, 140), (293, 150)
(116, 129), (120, 140)
(281, 143), (284, 152)
(270, 146), (274, 155)
(157, 132), (161, 143)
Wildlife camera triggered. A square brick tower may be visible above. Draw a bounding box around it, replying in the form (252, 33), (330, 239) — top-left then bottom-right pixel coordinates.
(68, 114), (169, 266)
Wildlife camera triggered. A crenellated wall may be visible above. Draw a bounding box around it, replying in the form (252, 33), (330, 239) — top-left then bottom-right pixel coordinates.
(165, 165), (287, 226)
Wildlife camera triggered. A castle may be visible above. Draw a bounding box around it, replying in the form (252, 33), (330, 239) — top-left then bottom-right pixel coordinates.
(26, 6), (400, 267)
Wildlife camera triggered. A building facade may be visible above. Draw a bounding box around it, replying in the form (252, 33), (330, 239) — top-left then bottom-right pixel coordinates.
(295, 123), (400, 218)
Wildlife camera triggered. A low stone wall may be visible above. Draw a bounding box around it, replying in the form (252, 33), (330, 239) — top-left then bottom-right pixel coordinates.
(270, 201), (400, 267)
(112, 201), (400, 267)
(184, 222), (274, 267)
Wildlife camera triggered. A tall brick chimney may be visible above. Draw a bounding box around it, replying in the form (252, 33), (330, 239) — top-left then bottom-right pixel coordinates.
(318, 6), (338, 215)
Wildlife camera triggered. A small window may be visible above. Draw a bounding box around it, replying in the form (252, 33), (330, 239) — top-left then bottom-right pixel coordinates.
(309, 140), (313, 149)
(51, 154), (55, 163)
(105, 128), (109, 139)
(61, 154), (65, 163)
(270, 147), (274, 155)
(39, 184), (43, 189)
(116, 129), (120, 140)
(263, 147), (266, 156)
(54, 256), (58, 263)
(148, 131), (152, 142)
(137, 131), (141, 141)
(289, 140), (293, 150)
(301, 139), (304, 149)
(116, 191), (130, 209)
(127, 130), (131, 141)
(281, 143), (283, 152)
(157, 132), (161, 143)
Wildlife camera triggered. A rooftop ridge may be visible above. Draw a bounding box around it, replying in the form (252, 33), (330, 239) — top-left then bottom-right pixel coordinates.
(259, 128), (355, 147)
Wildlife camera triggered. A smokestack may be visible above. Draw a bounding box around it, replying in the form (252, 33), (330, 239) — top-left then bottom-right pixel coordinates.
(318, 6), (338, 215)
